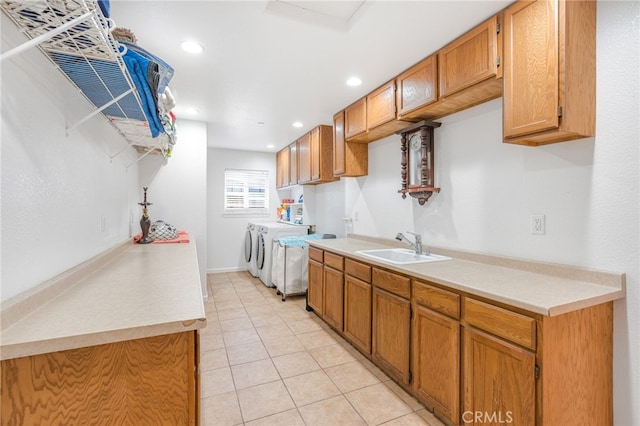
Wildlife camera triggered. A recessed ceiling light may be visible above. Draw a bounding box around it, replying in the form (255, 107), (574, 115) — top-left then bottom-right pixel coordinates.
(181, 40), (204, 54)
(266, 144), (275, 149)
(293, 122), (303, 128)
(346, 77), (362, 86)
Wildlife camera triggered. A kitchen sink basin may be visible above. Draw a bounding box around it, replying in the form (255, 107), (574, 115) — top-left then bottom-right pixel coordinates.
(355, 248), (451, 265)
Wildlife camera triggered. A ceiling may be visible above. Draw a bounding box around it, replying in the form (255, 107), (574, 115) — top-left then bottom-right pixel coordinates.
(113, 1), (511, 153)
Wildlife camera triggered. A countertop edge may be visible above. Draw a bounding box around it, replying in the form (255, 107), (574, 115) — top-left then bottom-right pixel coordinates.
(0, 318), (207, 361)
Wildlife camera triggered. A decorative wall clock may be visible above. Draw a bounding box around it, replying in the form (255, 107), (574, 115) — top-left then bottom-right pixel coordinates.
(396, 120), (441, 205)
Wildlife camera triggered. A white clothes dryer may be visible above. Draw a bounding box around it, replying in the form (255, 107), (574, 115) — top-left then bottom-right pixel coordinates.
(256, 223), (308, 287)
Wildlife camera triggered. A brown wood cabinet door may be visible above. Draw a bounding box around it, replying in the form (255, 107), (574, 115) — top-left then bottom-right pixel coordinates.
(345, 98), (367, 139)
(308, 259), (324, 314)
(463, 327), (535, 426)
(503, 0), (559, 138)
(276, 148), (289, 188)
(297, 133), (311, 184)
(367, 80), (397, 130)
(343, 275), (372, 354)
(397, 55), (437, 118)
(288, 142), (298, 185)
(333, 111), (346, 176)
(323, 266), (344, 330)
(310, 127), (320, 181)
(438, 16), (499, 98)
(412, 305), (460, 424)
(372, 287), (410, 385)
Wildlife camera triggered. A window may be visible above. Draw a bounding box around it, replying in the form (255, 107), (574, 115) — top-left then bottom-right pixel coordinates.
(224, 169), (269, 214)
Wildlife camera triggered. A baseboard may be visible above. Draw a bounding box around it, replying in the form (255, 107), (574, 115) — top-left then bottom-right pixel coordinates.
(207, 267), (247, 274)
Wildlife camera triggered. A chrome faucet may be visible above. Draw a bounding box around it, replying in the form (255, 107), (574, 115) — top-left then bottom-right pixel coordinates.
(395, 232), (428, 255)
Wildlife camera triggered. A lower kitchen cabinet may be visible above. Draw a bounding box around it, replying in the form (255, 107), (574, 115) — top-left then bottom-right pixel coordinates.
(307, 256), (324, 314)
(463, 327), (535, 426)
(372, 287), (411, 385)
(412, 304), (460, 424)
(307, 246), (614, 426)
(343, 274), (372, 354)
(1, 331), (198, 425)
(323, 252), (344, 330)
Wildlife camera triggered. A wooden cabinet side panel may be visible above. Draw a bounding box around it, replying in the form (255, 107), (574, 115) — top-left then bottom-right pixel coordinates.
(344, 275), (372, 354)
(1, 332), (196, 425)
(323, 266), (344, 330)
(463, 328), (535, 426)
(503, 0), (559, 138)
(308, 259), (324, 313)
(333, 111), (346, 176)
(539, 302), (613, 425)
(561, 0), (596, 137)
(412, 305), (460, 424)
(372, 288), (410, 385)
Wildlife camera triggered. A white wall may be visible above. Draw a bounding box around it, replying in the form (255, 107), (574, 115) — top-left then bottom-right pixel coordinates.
(207, 148), (279, 272)
(138, 120), (208, 298)
(334, 3), (639, 424)
(1, 13), (140, 302)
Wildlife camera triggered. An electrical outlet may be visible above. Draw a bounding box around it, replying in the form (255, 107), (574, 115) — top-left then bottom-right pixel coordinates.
(531, 214), (545, 235)
(100, 215), (106, 232)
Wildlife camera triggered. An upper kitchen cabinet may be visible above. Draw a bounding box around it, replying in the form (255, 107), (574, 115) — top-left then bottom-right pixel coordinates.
(276, 147), (289, 189)
(333, 111), (368, 177)
(503, 0), (596, 146)
(297, 132), (312, 184)
(398, 16), (503, 121)
(344, 98), (367, 140)
(346, 80), (417, 143)
(311, 125), (338, 183)
(278, 125), (337, 188)
(396, 55), (438, 118)
(289, 141), (298, 185)
(298, 125), (337, 185)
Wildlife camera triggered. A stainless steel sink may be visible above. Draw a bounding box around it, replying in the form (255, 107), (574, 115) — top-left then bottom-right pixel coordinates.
(355, 248), (451, 265)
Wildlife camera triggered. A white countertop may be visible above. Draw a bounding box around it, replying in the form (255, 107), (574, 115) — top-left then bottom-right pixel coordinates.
(1, 240), (206, 360)
(309, 236), (625, 317)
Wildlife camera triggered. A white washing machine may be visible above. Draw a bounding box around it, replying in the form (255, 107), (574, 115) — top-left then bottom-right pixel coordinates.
(256, 223), (308, 287)
(245, 221), (281, 277)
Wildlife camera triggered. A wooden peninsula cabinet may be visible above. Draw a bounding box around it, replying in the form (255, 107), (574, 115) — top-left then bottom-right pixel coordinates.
(307, 240), (617, 426)
(503, 0), (596, 145)
(2, 332), (199, 425)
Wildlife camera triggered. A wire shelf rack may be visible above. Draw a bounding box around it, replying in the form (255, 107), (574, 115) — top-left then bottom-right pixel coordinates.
(0, 0), (174, 163)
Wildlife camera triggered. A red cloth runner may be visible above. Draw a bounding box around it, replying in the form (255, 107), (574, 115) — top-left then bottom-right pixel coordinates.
(133, 230), (190, 244)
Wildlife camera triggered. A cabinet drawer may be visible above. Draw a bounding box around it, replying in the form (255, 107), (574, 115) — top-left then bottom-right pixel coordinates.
(345, 258), (371, 283)
(324, 252), (344, 271)
(372, 268), (410, 299)
(464, 298), (536, 350)
(412, 280), (460, 319)
(309, 246), (323, 262)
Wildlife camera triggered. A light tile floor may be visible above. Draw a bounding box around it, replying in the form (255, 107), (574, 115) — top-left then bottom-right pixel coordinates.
(200, 272), (446, 426)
